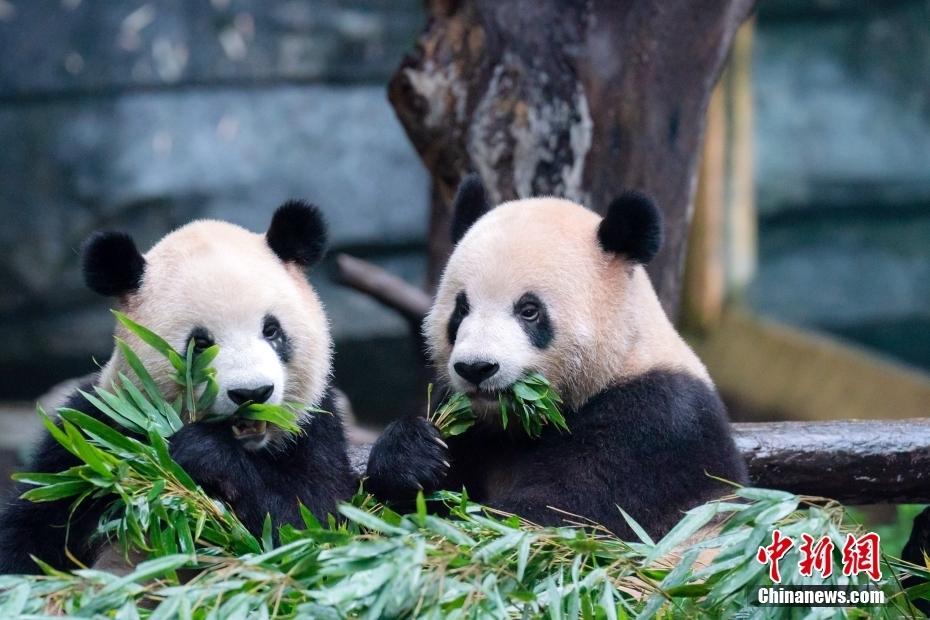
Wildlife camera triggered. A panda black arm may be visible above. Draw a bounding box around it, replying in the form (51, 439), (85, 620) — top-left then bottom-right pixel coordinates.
(258, 396), (358, 528)
(901, 508), (930, 614)
(365, 416), (450, 504)
(169, 389), (356, 535)
(478, 370), (747, 539)
(0, 388), (111, 574)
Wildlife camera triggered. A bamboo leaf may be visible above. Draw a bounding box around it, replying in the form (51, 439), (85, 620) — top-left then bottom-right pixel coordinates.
(300, 503), (322, 530)
(512, 382), (542, 401)
(57, 409), (141, 455)
(192, 344), (220, 378)
(184, 339), (196, 418)
(97, 554), (193, 596)
(20, 480), (89, 502)
(338, 505), (408, 536)
(117, 372), (166, 425)
(116, 338), (161, 401)
(0, 583), (30, 617)
(62, 419), (112, 478)
(237, 404), (301, 434)
(12, 471), (82, 487)
(261, 514), (274, 553)
(113, 311), (177, 359)
(79, 388), (145, 434)
(645, 503), (719, 564)
(196, 376), (220, 414)
(617, 506), (655, 547)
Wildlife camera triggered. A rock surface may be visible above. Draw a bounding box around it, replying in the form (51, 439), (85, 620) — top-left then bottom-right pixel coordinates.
(0, 1), (422, 96)
(754, 1), (930, 215)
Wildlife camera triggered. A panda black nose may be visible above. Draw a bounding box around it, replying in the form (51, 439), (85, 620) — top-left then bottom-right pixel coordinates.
(454, 361), (500, 386)
(227, 385), (274, 406)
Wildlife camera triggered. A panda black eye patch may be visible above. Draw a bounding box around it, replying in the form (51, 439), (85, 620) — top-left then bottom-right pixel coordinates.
(263, 314), (292, 363)
(514, 292), (553, 349)
(187, 327), (214, 353)
(447, 291), (470, 345)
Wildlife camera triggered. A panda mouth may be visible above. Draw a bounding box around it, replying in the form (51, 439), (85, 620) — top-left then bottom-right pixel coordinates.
(465, 387), (505, 406)
(230, 419), (268, 441)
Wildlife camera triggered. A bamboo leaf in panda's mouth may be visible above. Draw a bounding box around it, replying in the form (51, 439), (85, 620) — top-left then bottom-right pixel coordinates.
(429, 373), (567, 439)
(234, 403), (303, 435)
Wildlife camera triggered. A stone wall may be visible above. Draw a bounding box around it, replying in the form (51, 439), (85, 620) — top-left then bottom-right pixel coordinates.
(0, 1), (431, 416)
(749, 0), (930, 371)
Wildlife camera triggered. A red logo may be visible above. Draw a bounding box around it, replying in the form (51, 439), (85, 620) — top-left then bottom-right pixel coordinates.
(841, 532), (882, 581)
(757, 530), (882, 583)
(798, 534), (834, 578)
(757, 529), (794, 583)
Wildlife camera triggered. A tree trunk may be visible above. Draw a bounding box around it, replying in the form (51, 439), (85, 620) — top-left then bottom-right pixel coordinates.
(389, 0), (757, 314)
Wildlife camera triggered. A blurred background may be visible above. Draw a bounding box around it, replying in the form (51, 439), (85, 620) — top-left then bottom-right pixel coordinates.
(0, 1), (928, 530)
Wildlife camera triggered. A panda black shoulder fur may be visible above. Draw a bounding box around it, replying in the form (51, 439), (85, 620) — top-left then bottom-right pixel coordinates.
(366, 175), (748, 539)
(0, 203), (356, 574)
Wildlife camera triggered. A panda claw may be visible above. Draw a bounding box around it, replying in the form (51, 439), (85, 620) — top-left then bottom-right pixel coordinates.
(442, 460), (451, 469)
(433, 437), (449, 449)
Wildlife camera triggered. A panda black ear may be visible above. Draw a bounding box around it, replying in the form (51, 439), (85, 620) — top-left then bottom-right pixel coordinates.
(82, 231), (146, 297)
(450, 173), (491, 244)
(266, 200), (328, 268)
(597, 191), (663, 264)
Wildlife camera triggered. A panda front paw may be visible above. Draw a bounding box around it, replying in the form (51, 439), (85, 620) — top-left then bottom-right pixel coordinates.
(365, 416), (449, 502)
(169, 423), (246, 503)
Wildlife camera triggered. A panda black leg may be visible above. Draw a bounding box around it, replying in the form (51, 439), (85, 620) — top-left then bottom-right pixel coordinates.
(0, 431), (105, 574)
(902, 506), (930, 614)
(365, 416), (449, 503)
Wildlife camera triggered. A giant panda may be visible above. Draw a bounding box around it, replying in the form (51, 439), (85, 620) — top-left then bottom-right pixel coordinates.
(366, 175), (748, 539)
(0, 203), (356, 574)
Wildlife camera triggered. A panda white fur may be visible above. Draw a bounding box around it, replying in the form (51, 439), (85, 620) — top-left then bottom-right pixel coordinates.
(0, 202), (356, 574)
(366, 175), (748, 538)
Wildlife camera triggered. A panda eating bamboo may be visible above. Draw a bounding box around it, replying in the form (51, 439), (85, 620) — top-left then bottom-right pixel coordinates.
(0, 203), (356, 574)
(366, 174), (748, 539)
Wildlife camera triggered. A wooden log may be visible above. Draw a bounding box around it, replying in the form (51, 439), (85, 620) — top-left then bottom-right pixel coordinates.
(388, 0), (757, 312)
(334, 254), (431, 328)
(733, 419), (930, 504)
(348, 419), (930, 504)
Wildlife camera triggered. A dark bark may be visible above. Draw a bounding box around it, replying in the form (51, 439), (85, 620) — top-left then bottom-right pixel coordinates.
(334, 254), (431, 329)
(349, 419), (930, 505)
(389, 0), (756, 311)
(734, 419), (930, 504)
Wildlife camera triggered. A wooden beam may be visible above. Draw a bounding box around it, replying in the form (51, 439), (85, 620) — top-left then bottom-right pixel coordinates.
(692, 311), (930, 421)
(723, 20), (757, 292)
(334, 254), (431, 328)
(680, 19), (757, 331)
(347, 418), (930, 504)
(681, 75), (727, 331)
(734, 419), (930, 504)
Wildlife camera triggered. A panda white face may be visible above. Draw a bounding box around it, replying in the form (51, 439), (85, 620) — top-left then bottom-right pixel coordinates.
(184, 314), (291, 450)
(426, 197), (609, 415)
(90, 207), (332, 452)
(443, 287), (554, 412)
(426, 192), (710, 417)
